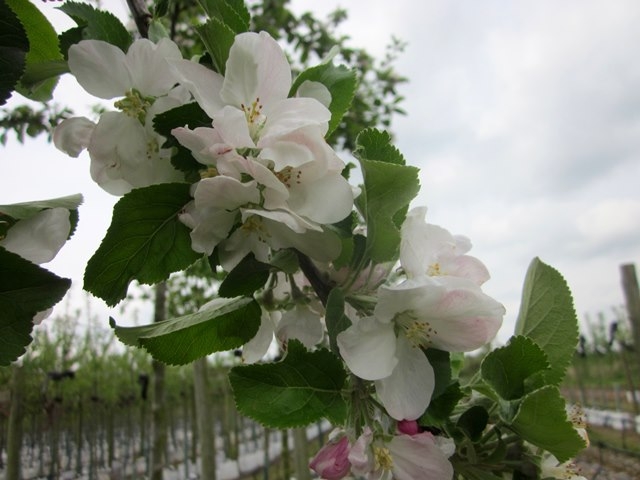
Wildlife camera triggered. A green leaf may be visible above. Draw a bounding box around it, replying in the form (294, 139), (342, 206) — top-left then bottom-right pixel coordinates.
(153, 0), (170, 17)
(0, 194), (83, 239)
(111, 296), (260, 365)
(481, 336), (550, 401)
(457, 405), (489, 442)
(510, 386), (586, 463)
(426, 348), (452, 399)
(514, 258), (579, 385)
(291, 62), (357, 138)
(0, 248), (71, 365)
(356, 130), (419, 263)
(229, 340), (347, 428)
(197, 18), (235, 75)
(355, 128), (406, 165)
(58, 1), (132, 53)
(219, 254), (270, 298)
(325, 288), (352, 354)
(0, 0), (28, 105)
(197, 0), (250, 33)
(152, 102), (212, 177)
(7, 0), (62, 101)
(84, 183), (200, 306)
(0, 193), (83, 220)
(420, 381), (464, 427)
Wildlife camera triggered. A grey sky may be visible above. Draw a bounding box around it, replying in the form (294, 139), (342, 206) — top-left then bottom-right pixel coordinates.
(2, 1), (639, 343)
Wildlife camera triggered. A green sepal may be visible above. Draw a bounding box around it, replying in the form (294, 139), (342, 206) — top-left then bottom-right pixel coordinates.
(0, 248), (71, 365)
(111, 296), (261, 365)
(84, 183), (200, 306)
(229, 340), (347, 428)
(325, 288), (352, 354)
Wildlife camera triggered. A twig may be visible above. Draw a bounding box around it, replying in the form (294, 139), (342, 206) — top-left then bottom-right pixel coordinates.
(126, 0), (152, 39)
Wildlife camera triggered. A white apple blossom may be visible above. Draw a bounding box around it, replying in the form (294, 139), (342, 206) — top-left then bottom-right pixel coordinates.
(338, 209), (505, 420)
(54, 38), (188, 195)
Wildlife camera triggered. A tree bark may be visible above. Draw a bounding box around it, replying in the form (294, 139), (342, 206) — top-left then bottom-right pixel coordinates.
(193, 358), (217, 479)
(6, 363), (25, 480)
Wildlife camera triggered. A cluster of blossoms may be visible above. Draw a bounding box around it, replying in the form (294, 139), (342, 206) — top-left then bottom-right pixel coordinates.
(52, 29), (584, 480)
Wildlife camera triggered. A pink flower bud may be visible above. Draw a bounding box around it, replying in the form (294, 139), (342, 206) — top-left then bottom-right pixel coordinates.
(309, 435), (351, 480)
(397, 419), (420, 436)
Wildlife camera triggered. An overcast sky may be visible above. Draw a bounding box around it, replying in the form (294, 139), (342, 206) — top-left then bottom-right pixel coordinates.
(3, 1), (639, 343)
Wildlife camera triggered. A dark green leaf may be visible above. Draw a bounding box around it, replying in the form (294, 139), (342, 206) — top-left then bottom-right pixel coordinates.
(426, 348), (452, 399)
(420, 382), (464, 426)
(457, 405), (489, 442)
(219, 254), (270, 298)
(84, 183), (200, 306)
(229, 340), (347, 428)
(0, 0), (28, 105)
(510, 386), (586, 463)
(481, 336), (550, 401)
(268, 249), (299, 274)
(58, 1), (132, 52)
(7, 0), (62, 101)
(111, 296), (260, 365)
(196, 18), (235, 75)
(0, 248), (71, 365)
(325, 288), (352, 354)
(291, 62), (357, 137)
(514, 258), (579, 385)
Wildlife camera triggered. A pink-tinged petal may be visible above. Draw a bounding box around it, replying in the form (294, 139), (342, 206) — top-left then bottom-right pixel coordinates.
(400, 207), (453, 278)
(439, 254), (490, 285)
(276, 305), (324, 349)
(221, 31), (291, 108)
(242, 310), (276, 364)
(259, 140), (315, 170)
(53, 116), (96, 157)
(337, 319), (397, 381)
(0, 208), (70, 264)
(309, 436), (351, 480)
(288, 172), (353, 224)
(125, 38), (182, 96)
(388, 433), (454, 480)
(169, 59), (225, 117)
(68, 40), (131, 98)
(183, 204), (236, 256)
(263, 221), (342, 263)
(260, 97), (330, 141)
(297, 80), (332, 108)
(375, 336), (434, 420)
(87, 113), (147, 195)
(213, 106), (256, 148)
(348, 428), (374, 477)
(194, 176), (260, 211)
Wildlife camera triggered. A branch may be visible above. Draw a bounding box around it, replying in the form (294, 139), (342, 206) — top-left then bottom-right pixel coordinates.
(295, 251), (333, 306)
(126, 0), (152, 39)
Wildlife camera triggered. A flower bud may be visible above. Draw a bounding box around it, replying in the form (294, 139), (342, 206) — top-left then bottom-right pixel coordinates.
(309, 435), (351, 480)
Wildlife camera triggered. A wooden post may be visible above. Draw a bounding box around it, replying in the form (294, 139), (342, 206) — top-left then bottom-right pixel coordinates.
(149, 282), (168, 480)
(6, 364), (24, 480)
(193, 358), (217, 479)
(621, 264), (640, 369)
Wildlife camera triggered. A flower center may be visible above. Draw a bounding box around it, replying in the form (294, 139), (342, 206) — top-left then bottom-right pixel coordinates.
(275, 167), (302, 188)
(427, 262), (442, 276)
(373, 446), (393, 471)
(241, 215), (270, 243)
(114, 89), (153, 123)
(241, 98), (266, 142)
(395, 311), (436, 348)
